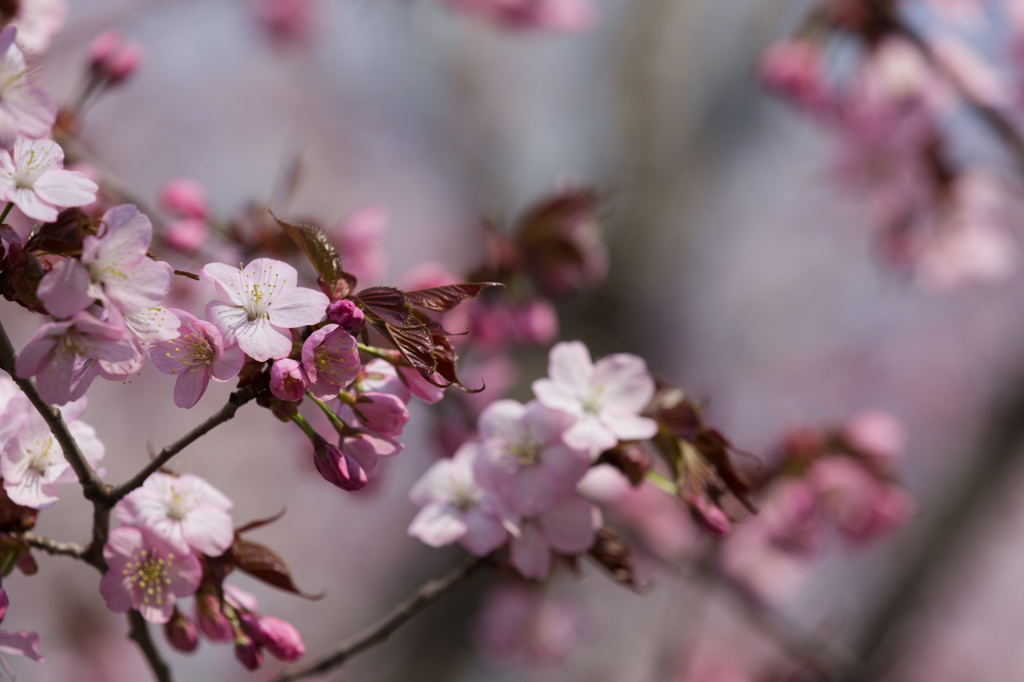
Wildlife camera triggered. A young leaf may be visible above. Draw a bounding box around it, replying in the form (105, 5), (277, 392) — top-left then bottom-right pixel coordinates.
(232, 538), (323, 600)
(355, 286), (421, 329)
(272, 212), (343, 286)
(404, 282), (504, 313)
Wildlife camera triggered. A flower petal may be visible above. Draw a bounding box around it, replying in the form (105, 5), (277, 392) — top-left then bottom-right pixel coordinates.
(267, 286), (328, 328)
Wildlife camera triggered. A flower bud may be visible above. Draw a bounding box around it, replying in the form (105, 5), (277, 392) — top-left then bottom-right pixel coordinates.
(326, 299), (365, 331)
(106, 43), (144, 84)
(88, 30), (121, 68)
(512, 299), (558, 345)
(313, 432), (368, 492)
(352, 392), (409, 439)
(159, 178), (209, 220)
(195, 592), (234, 642)
(164, 607), (199, 653)
(239, 613), (305, 662)
(270, 358), (308, 402)
(234, 634), (263, 670)
(162, 219), (209, 254)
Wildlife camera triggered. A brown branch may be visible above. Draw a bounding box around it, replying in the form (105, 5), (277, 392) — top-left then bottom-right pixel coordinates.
(128, 610), (174, 682)
(270, 556), (487, 682)
(19, 532), (89, 562)
(0, 320), (109, 505)
(106, 382), (265, 504)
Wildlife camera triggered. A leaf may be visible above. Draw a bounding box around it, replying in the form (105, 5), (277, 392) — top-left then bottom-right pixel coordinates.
(426, 320), (481, 392)
(232, 538), (323, 600)
(596, 443), (651, 486)
(272, 212), (343, 286)
(318, 273), (357, 301)
(588, 527), (640, 588)
(404, 282), (504, 313)
(235, 508), (287, 535)
(694, 428), (757, 514)
(376, 321), (437, 375)
(25, 208), (91, 257)
(355, 286), (420, 329)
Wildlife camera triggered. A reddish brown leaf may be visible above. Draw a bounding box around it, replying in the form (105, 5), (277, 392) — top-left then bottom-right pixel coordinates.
(25, 208), (91, 257)
(232, 538), (323, 600)
(404, 282), (504, 313)
(272, 212), (343, 286)
(234, 508), (287, 535)
(588, 527), (640, 588)
(355, 286), (420, 329)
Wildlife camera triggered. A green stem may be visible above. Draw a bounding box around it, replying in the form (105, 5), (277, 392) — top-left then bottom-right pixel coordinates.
(307, 394), (355, 437)
(290, 413), (318, 441)
(0, 202), (14, 224)
(357, 343), (397, 362)
(646, 469), (680, 496)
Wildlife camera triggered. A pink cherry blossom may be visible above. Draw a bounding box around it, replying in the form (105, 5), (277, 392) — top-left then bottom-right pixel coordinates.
(163, 219), (210, 253)
(252, 0), (316, 44)
(270, 358), (308, 402)
(340, 430), (402, 479)
(0, 137), (98, 222)
(472, 399), (591, 517)
(94, 305), (182, 381)
(15, 312), (135, 405)
(114, 472), (235, 557)
(348, 391), (409, 439)
(808, 456), (914, 545)
(0, 588), (44, 664)
(202, 258), (329, 362)
(334, 205), (388, 284)
(0, 392), (104, 509)
(357, 358), (445, 405)
(444, 0), (595, 31)
(510, 496), (601, 580)
(195, 591), (234, 642)
(164, 608), (198, 652)
(235, 635), (263, 670)
(99, 525), (202, 624)
(844, 410), (907, 472)
(759, 38), (832, 113)
(159, 178), (208, 220)
(301, 323), (360, 400)
(0, 27), (55, 151)
(408, 443), (510, 555)
(10, 0), (66, 54)
(477, 584), (582, 665)
(38, 204), (174, 319)
(532, 341), (657, 454)
(150, 309), (245, 409)
(237, 613), (305, 662)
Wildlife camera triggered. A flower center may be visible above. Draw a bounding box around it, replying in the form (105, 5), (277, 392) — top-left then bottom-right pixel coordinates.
(314, 344), (355, 383)
(124, 548), (175, 607)
(27, 435), (59, 475)
(508, 434), (545, 466)
(449, 482), (480, 511)
(581, 385), (604, 414)
(175, 329), (214, 367)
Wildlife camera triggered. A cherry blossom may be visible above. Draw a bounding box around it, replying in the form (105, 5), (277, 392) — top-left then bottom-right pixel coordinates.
(114, 472), (235, 557)
(150, 309), (245, 409)
(532, 341), (657, 454)
(335, 205), (388, 284)
(444, 0), (595, 32)
(270, 358), (308, 402)
(0, 588), (44, 664)
(38, 204), (174, 319)
(159, 178), (208, 220)
(346, 391), (409, 439)
(357, 358), (445, 405)
(408, 443), (510, 555)
(15, 311), (135, 405)
(301, 323), (360, 400)
(10, 0), (66, 54)
(164, 608), (198, 653)
(100, 525), (202, 624)
(311, 432), (369, 491)
(477, 584), (582, 665)
(325, 298), (364, 331)
(510, 496), (601, 580)
(202, 258), (329, 362)
(0, 137), (98, 222)
(472, 399), (591, 517)
(0, 392), (104, 509)
(0, 26), (56, 151)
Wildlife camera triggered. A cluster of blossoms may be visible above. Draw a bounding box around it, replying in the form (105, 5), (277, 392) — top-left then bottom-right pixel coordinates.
(759, 0), (1021, 289)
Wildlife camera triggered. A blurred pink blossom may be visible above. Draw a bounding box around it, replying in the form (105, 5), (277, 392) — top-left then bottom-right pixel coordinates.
(335, 205), (387, 284)
(477, 583), (583, 666)
(0, 27), (55, 150)
(509, 496), (600, 580)
(10, 0), (66, 54)
(159, 178), (208, 220)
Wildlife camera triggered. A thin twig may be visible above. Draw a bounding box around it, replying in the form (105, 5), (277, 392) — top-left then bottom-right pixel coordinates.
(270, 557), (487, 682)
(0, 320), (109, 505)
(106, 382), (265, 504)
(128, 610), (174, 682)
(18, 532), (89, 562)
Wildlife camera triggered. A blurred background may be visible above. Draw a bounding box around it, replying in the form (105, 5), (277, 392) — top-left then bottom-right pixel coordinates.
(7, 0), (1024, 680)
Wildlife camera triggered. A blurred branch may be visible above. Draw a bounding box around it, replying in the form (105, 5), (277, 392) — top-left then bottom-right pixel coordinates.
(270, 556), (488, 682)
(18, 532), (89, 562)
(107, 382), (265, 504)
(128, 610), (174, 682)
(838, 372), (1024, 682)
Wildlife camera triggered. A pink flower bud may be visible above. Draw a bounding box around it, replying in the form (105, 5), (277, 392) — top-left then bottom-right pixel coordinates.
(270, 358), (308, 402)
(162, 219), (210, 254)
(106, 43), (144, 84)
(326, 298), (365, 331)
(685, 494), (731, 536)
(312, 433), (368, 491)
(352, 392), (409, 439)
(513, 299), (558, 345)
(235, 634), (263, 670)
(164, 608), (199, 653)
(239, 613), (305, 662)
(0, 587), (8, 624)
(88, 30), (122, 68)
(195, 593), (233, 642)
(159, 179), (209, 220)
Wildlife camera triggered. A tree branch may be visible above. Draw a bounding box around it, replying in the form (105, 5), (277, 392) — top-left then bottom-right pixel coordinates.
(270, 556), (487, 682)
(128, 610), (174, 682)
(0, 320), (109, 505)
(107, 382), (265, 504)
(18, 532), (89, 562)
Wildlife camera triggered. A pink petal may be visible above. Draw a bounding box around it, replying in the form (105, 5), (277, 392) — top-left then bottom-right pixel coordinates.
(200, 263), (247, 306)
(0, 630), (44, 662)
(531, 378), (584, 415)
(5, 471), (59, 509)
(211, 343), (246, 382)
(538, 497), (600, 554)
(234, 317), (294, 362)
(408, 505), (468, 547)
(599, 409), (658, 442)
(173, 366), (210, 409)
(99, 568), (135, 613)
(511, 525), (552, 580)
(32, 169), (98, 207)
(461, 507), (510, 556)
(32, 346), (75, 406)
(204, 300), (249, 343)
(547, 341), (593, 394)
(478, 400), (527, 442)
(267, 286), (328, 328)
(102, 257), (173, 313)
(14, 326), (60, 378)
(592, 353), (655, 413)
(181, 507), (235, 556)
(37, 258), (92, 318)
(562, 414), (617, 452)
(9, 186), (56, 222)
